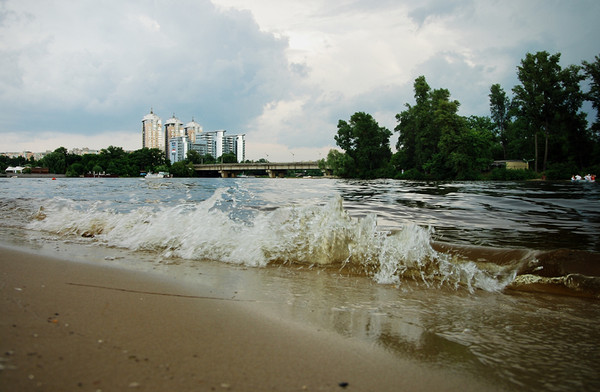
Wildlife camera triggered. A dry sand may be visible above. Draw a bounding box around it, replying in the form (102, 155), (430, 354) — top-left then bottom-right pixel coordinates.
(1, 246), (497, 391)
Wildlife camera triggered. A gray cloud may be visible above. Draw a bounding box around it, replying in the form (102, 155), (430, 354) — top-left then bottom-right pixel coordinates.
(0, 0), (293, 138)
(2, 0), (599, 159)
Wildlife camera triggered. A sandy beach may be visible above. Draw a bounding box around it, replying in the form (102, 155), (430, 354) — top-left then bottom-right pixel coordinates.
(0, 246), (499, 391)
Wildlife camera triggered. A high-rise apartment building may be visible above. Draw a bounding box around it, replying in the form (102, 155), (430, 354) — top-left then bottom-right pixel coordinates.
(184, 119), (202, 144)
(142, 109), (164, 151)
(164, 114), (184, 151)
(142, 110), (245, 163)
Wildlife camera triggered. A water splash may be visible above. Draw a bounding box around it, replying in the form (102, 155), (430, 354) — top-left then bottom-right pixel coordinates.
(28, 192), (516, 292)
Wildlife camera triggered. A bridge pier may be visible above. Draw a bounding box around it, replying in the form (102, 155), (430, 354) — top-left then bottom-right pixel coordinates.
(266, 169), (285, 178)
(219, 170), (235, 178)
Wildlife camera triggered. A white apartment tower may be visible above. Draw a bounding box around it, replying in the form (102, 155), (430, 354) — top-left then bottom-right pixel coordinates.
(142, 109), (164, 151)
(142, 110), (246, 162)
(236, 134), (246, 162)
(215, 130), (225, 159)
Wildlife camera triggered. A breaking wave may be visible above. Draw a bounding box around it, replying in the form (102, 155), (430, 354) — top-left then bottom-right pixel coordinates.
(26, 189), (599, 297)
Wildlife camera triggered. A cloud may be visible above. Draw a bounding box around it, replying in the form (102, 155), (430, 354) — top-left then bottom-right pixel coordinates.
(0, 0), (293, 138)
(2, 0), (599, 161)
(2, 129), (140, 153)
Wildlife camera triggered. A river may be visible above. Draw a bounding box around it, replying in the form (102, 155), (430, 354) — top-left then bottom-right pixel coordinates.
(1, 177), (599, 391)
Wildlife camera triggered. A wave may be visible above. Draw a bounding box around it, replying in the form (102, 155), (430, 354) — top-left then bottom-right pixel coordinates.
(26, 191), (600, 298)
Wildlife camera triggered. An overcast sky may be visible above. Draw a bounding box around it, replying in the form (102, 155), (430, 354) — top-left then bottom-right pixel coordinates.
(1, 0), (599, 161)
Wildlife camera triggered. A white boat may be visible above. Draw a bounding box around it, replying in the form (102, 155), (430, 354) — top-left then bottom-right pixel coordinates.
(144, 171), (170, 179)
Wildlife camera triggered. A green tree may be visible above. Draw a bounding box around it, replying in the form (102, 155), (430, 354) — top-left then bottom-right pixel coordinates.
(395, 76), (481, 178)
(66, 163), (85, 177)
(92, 164), (103, 174)
(170, 161), (195, 177)
(555, 64), (590, 167)
(489, 84), (512, 159)
(200, 154), (216, 164)
(324, 149), (355, 177)
(130, 147), (166, 174)
(219, 152), (238, 163)
(41, 147), (67, 174)
(186, 149), (202, 164)
(511, 51), (587, 172)
(335, 112), (392, 178)
(512, 51), (560, 172)
(582, 54), (600, 135)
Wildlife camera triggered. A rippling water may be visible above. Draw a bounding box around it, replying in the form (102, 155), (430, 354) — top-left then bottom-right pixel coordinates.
(1, 177), (599, 391)
(335, 179), (600, 251)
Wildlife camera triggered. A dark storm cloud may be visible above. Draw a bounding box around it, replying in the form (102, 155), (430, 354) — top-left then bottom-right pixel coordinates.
(0, 0), (294, 139)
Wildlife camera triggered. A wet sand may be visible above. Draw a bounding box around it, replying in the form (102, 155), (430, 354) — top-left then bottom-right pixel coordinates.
(0, 246), (498, 391)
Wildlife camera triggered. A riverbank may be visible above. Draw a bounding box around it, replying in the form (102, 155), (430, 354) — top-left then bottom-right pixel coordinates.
(0, 246), (498, 392)
(0, 173), (66, 178)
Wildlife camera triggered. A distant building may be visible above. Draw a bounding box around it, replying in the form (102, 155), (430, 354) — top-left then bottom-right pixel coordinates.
(492, 160), (530, 170)
(5, 166), (25, 173)
(164, 114), (184, 147)
(70, 147), (100, 155)
(184, 118), (202, 144)
(142, 109), (164, 152)
(191, 131), (217, 158)
(169, 136), (189, 163)
(141, 110), (246, 162)
(221, 132), (246, 161)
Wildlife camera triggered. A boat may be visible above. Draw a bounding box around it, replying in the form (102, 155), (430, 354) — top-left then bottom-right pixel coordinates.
(144, 171), (171, 179)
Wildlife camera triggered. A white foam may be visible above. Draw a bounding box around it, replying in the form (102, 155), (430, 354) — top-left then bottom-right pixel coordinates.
(27, 192), (516, 292)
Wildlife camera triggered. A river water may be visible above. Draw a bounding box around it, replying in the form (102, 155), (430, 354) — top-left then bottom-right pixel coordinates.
(1, 177), (599, 391)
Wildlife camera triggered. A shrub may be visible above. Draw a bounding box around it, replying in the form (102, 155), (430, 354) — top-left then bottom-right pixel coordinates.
(544, 162), (578, 180)
(488, 167), (537, 180)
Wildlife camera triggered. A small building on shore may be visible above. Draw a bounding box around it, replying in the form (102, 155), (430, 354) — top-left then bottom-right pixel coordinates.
(5, 166), (25, 174)
(492, 160), (530, 170)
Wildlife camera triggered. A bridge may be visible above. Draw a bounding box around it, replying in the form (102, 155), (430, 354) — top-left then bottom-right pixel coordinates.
(193, 161), (329, 178)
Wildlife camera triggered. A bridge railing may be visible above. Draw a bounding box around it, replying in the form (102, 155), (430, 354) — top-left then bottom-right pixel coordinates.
(192, 161), (330, 178)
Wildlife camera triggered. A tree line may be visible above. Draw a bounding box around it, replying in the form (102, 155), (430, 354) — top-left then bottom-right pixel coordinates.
(0, 146), (238, 177)
(324, 51), (600, 180)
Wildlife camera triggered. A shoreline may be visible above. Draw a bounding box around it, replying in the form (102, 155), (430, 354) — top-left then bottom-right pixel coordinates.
(0, 246), (499, 391)
(0, 173), (66, 178)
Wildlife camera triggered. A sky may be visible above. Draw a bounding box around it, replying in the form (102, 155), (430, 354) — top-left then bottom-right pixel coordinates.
(1, 0), (599, 161)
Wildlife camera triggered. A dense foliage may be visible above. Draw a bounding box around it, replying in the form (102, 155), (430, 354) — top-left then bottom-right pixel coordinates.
(332, 112), (393, 178)
(326, 51), (600, 180)
(0, 145), (242, 177)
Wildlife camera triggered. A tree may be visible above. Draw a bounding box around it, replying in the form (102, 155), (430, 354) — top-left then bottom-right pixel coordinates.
(395, 76), (436, 173)
(334, 112), (392, 178)
(66, 163), (85, 177)
(324, 149), (355, 177)
(40, 147), (67, 174)
(511, 51), (586, 172)
(170, 161), (195, 177)
(196, 154), (217, 164)
(219, 152), (238, 163)
(556, 64), (589, 167)
(395, 76), (484, 178)
(186, 150), (202, 164)
(129, 147), (166, 173)
(394, 105), (417, 170)
(583, 54), (600, 135)
(489, 84), (511, 159)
